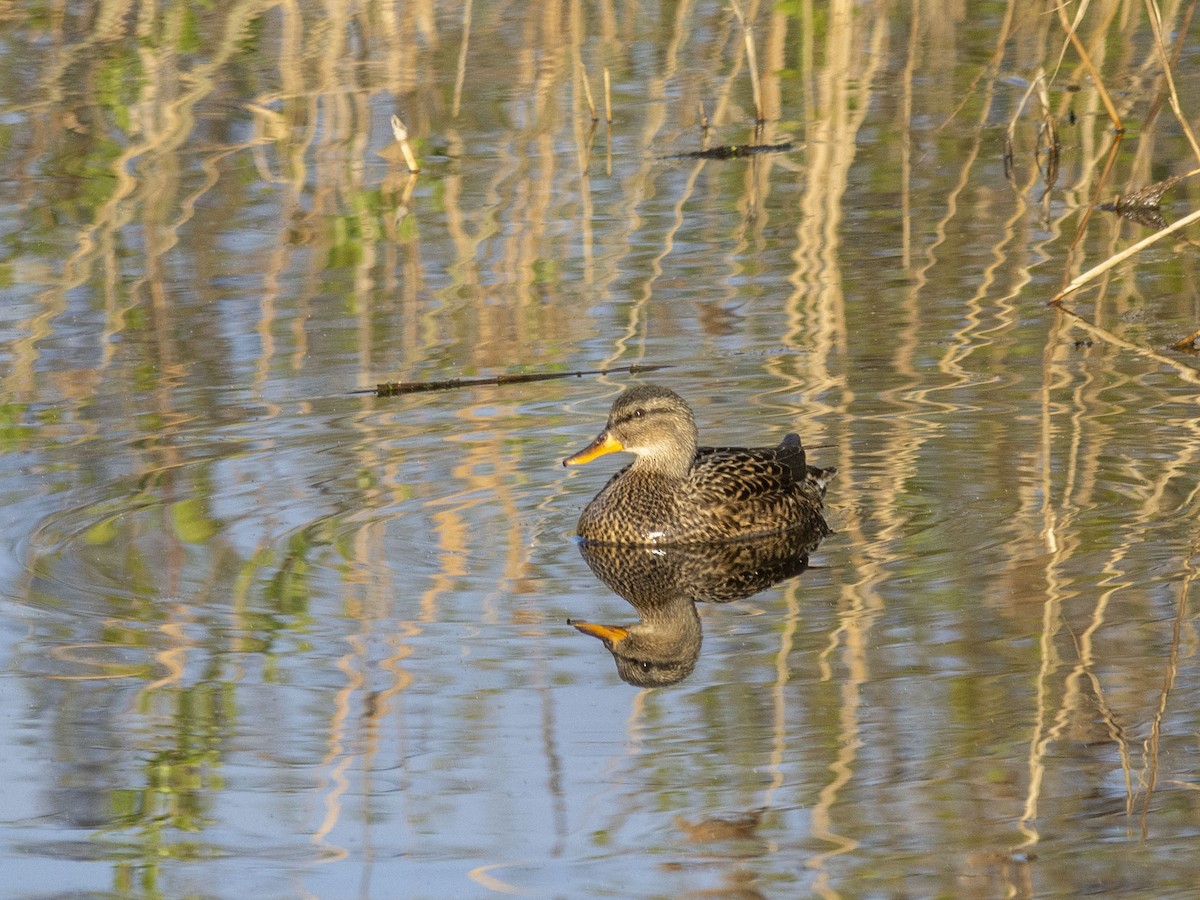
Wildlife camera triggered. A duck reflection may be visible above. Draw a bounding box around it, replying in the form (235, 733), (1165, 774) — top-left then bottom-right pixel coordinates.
(569, 528), (824, 687)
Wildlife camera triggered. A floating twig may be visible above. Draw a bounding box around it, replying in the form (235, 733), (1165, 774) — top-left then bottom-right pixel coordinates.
(365, 364), (673, 397)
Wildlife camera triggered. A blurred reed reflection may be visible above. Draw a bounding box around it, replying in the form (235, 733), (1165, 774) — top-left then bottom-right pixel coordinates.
(569, 526), (827, 687)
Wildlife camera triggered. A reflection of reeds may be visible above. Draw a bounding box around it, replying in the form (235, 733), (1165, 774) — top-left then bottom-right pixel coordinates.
(8, 1), (1200, 885)
(580, 64), (598, 122)
(729, 0), (764, 125)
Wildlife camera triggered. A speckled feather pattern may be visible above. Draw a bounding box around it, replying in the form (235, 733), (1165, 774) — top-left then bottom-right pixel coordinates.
(569, 385), (836, 545)
(577, 443), (833, 543)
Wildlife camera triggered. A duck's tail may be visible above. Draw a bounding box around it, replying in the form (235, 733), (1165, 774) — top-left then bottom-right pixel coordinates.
(780, 433), (836, 497)
(806, 465), (838, 497)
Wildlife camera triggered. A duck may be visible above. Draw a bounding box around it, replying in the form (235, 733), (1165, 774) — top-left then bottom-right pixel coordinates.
(562, 384), (835, 544)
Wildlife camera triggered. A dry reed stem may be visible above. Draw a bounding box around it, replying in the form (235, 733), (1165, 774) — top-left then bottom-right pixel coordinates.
(1064, 133), (1123, 262)
(1053, 0), (1123, 132)
(452, 0), (473, 118)
(1144, 0), (1200, 163)
(900, 0), (919, 269)
(389, 115), (420, 174)
(730, 0), (764, 123)
(603, 66), (612, 174)
(603, 66), (612, 124)
(1034, 75), (1059, 197)
(1003, 69), (1059, 192)
(1053, 205), (1200, 304)
(580, 65), (598, 121)
(1141, 0), (1198, 129)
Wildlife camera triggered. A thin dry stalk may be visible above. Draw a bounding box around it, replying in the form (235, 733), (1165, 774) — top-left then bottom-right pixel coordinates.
(1034, 75), (1060, 198)
(730, 0), (764, 123)
(603, 66), (612, 124)
(452, 0), (473, 118)
(603, 66), (613, 175)
(1142, 0), (1198, 130)
(1003, 69), (1058, 191)
(1143, 0), (1200, 163)
(1069, 134), (1124, 254)
(1053, 1), (1123, 132)
(580, 64), (597, 121)
(1051, 205), (1200, 304)
(390, 115), (420, 174)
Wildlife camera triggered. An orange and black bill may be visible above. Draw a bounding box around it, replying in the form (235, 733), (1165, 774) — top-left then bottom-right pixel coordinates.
(562, 431), (624, 466)
(567, 620), (630, 647)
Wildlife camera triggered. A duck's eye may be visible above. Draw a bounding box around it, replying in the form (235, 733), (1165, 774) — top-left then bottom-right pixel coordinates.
(633, 408), (645, 418)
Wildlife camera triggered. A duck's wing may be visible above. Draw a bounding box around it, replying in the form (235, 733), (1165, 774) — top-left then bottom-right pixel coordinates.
(691, 445), (804, 502)
(695, 442), (836, 500)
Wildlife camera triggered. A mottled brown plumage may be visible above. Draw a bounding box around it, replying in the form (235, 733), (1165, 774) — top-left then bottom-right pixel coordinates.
(569, 532), (823, 686)
(563, 384), (836, 545)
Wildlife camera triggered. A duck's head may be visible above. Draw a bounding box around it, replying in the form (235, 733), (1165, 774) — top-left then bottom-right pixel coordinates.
(562, 384), (699, 477)
(568, 610), (701, 688)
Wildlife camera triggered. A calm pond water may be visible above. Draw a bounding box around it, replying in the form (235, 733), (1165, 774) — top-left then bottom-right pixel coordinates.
(3, 1), (1200, 897)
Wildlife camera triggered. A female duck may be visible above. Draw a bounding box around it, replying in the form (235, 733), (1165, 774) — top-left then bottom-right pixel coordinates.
(563, 384), (835, 544)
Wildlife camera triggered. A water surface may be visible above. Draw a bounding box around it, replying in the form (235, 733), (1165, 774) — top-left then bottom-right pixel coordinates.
(2, 1), (1200, 897)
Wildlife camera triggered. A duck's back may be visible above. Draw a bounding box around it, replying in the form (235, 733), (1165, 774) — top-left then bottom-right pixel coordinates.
(576, 435), (835, 545)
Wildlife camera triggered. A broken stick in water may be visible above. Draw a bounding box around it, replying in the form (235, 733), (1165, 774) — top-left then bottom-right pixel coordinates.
(364, 364), (674, 397)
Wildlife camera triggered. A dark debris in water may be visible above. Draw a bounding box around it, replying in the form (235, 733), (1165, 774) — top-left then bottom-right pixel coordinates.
(368, 363), (672, 397)
(662, 140), (795, 160)
(1098, 173), (1189, 229)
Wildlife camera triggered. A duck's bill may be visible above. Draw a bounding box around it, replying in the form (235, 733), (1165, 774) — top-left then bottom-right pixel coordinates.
(562, 431), (624, 466)
(569, 621), (629, 646)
